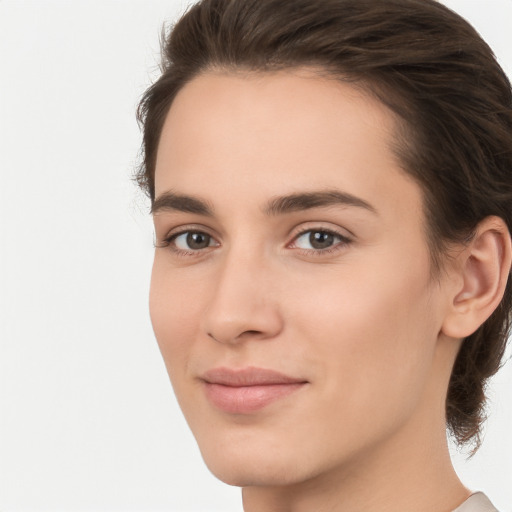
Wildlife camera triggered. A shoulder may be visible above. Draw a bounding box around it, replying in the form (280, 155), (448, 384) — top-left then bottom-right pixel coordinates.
(453, 492), (499, 512)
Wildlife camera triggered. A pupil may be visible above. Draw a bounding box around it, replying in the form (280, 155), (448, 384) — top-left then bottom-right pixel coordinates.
(310, 231), (334, 249)
(187, 232), (210, 249)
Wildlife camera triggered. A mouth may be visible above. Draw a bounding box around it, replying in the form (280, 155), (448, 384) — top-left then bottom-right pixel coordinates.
(200, 366), (308, 414)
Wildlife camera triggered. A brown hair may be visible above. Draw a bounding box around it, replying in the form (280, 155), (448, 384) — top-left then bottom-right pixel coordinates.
(136, 0), (512, 450)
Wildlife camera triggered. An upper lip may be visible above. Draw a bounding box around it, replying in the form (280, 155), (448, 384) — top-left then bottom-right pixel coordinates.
(201, 366), (307, 387)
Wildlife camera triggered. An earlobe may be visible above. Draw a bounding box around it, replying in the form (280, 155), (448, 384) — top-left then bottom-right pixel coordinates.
(441, 216), (512, 339)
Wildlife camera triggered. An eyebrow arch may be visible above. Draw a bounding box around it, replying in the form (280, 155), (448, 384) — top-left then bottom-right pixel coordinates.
(264, 190), (378, 216)
(151, 191), (214, 216)
(151, 189), (378, 217)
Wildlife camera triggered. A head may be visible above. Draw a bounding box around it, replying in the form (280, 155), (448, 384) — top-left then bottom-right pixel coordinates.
(137, 0), (512, 485)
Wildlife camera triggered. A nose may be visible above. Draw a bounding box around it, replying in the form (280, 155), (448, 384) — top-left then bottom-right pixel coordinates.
(201, 251), (284, 345)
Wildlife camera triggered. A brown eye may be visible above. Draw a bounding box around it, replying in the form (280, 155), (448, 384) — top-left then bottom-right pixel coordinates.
(292, 229), (350, 252)
(309, 231), (335, 249)
(173, 231), (215, 251)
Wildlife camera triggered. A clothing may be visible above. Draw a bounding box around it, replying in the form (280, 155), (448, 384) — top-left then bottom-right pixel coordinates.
(453, 492), (499, 512)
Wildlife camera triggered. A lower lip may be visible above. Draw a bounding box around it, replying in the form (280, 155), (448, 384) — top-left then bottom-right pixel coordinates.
(203, 382), (306, 414)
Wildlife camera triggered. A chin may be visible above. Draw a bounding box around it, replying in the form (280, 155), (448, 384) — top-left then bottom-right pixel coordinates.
(195, 430), (333, 488)
(202, 454), (311, 488)
(199, 441), (284, 486)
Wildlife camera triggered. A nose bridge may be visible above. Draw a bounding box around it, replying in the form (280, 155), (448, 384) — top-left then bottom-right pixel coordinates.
(201, 240), (282, 344)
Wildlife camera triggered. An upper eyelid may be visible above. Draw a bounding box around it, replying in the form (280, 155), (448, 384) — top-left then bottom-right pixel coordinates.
(153, 225), (218, 251)
(155, 222), (353, 248)
(288, 222), (354, 241)
(288, 228), (351, 247)
(160, 224), (218, 240)
(292, 226), (347, 237)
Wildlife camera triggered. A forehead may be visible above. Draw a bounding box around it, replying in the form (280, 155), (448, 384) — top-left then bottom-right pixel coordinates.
(154, 69), (423, 223)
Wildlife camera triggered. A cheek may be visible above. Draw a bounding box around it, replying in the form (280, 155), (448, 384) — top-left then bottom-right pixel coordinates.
(288, 251), (439, 418)
(149, 258), (201, 381)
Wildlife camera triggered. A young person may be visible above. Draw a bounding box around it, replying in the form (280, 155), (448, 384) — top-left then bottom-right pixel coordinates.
(136, 1), (512, 510)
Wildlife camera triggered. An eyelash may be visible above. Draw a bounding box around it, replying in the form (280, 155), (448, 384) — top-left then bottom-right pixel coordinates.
(289, 228), (352, 256)
(157, 227), (352, 258)
(157, 227), (218, 257)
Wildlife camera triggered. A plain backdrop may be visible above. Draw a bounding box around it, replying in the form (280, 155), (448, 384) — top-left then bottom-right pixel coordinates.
(0, 1), (511, 511)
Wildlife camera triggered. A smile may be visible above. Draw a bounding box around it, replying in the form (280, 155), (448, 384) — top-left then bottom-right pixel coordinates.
(201, 367), (308, 414)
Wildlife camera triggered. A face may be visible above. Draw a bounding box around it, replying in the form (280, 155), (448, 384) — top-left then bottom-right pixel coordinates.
(150, 70), (453, 487)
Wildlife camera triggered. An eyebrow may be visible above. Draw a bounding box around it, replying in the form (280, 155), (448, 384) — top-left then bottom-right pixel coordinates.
(264, 190), (378, 216)
(151, 189), (378, 216)
(151, 191), (214, 216)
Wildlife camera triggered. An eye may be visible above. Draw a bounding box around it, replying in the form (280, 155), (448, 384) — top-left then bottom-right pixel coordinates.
(291, 229), (350, 251)
(172, 231), (217, 251)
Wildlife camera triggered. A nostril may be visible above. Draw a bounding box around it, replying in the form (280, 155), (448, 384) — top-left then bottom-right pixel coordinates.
(244, 330), (262, 336)
(207, 329), (265, 344)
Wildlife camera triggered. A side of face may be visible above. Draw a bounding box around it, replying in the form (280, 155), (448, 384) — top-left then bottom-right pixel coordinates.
(149, 70), (458, 487)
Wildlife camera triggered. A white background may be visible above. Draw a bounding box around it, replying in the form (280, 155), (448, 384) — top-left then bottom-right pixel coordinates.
(0, 1), (511, 511)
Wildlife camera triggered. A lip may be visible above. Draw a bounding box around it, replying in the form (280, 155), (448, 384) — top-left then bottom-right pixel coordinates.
(200, 367), (308, 414)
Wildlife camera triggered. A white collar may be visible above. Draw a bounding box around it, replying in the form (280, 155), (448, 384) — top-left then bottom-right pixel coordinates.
(453, 492), (498, 512)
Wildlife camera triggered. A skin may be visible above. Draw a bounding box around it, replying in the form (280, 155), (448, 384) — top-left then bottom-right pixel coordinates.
(149, 69), (510, 512)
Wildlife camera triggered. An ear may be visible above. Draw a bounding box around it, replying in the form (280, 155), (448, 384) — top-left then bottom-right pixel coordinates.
(441, 216), (512, 339)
